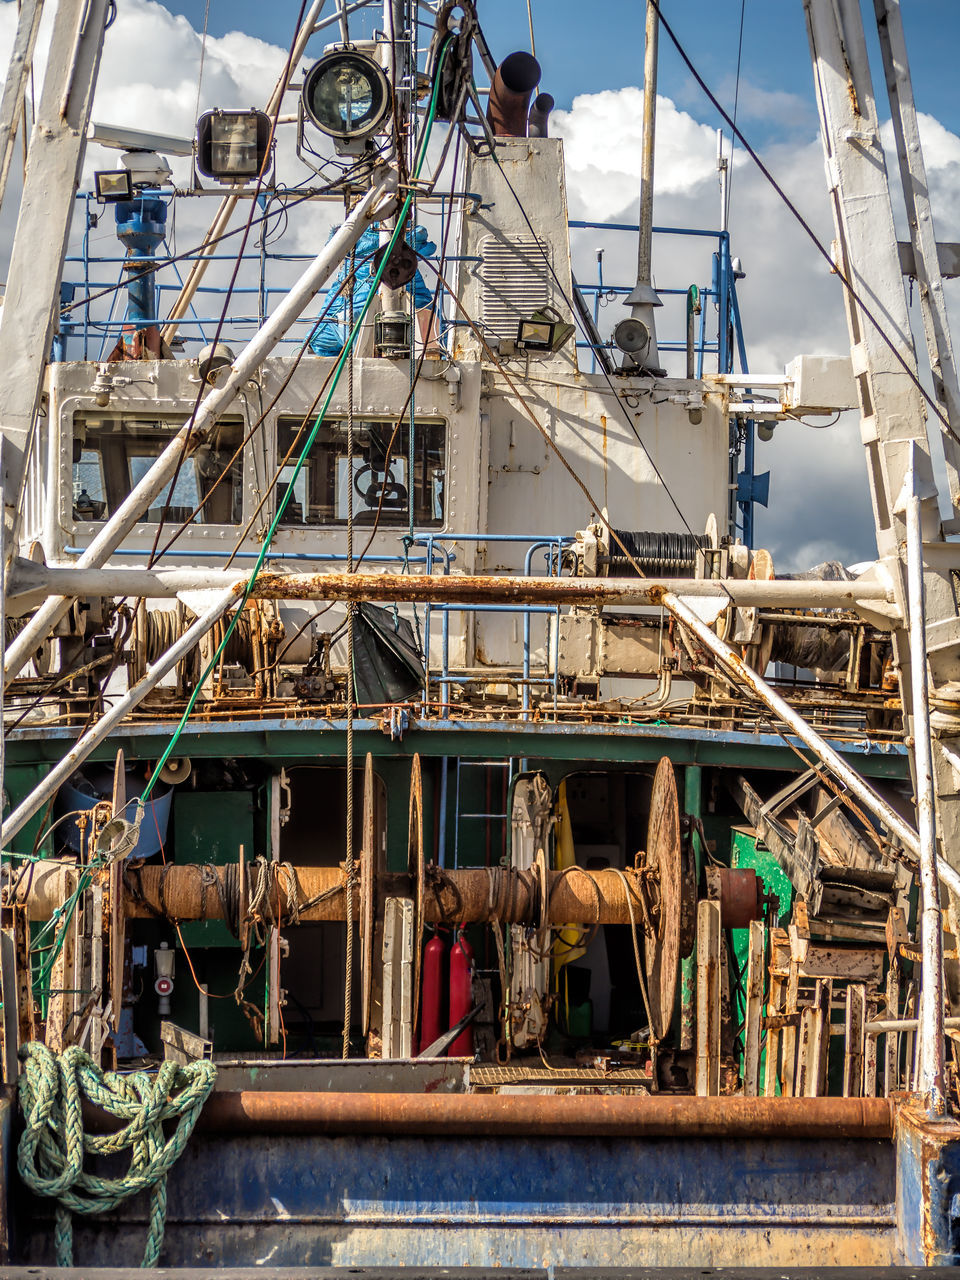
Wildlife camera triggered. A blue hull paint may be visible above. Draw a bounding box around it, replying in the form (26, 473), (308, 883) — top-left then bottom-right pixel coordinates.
(13, 1132), (898, 1268)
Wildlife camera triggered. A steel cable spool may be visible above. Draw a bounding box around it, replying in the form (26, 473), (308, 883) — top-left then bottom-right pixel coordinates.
(608, 529), (699, 577)
(130, 602), (201, 690)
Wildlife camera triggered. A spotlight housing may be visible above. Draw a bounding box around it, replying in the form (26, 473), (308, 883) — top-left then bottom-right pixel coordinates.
(302, 49), (391, 148)
(195, 109), (272, 182)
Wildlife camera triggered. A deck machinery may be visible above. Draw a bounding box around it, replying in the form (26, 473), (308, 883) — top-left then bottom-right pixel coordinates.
(1, 0), (960, 1270)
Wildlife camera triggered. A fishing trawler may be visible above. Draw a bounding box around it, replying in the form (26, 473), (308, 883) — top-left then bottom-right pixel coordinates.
(1, 0), (959, 1271)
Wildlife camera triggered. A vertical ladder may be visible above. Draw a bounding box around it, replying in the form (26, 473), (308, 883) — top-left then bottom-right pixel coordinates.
(452, 759), (514, 869)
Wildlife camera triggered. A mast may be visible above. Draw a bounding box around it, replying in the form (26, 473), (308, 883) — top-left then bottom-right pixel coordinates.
(623, 0), (664, 375)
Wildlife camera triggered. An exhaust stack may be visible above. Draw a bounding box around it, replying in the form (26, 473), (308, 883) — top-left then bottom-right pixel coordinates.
(487, 51), (540, 138)
(528, 92), (555, 138)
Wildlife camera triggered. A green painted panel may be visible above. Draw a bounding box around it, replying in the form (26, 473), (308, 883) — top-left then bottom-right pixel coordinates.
(175, 791), (255, 948)
(730, 826), (793, 1089)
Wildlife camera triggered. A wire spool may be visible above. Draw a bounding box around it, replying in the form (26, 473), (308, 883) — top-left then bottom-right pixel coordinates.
(643, 757), (683, 1042)
(211, 604), (256, 671)
(131, 603), (201, 690)
(607, 529), (699, 578)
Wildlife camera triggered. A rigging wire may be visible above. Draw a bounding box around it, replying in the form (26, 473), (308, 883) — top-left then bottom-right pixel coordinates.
(646, 0), (960, 449)
(194, 0), (212, 126)
(724, 0), (747, 228)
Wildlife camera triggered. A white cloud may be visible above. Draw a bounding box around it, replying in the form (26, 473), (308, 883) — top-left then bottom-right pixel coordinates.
(554, 89), (718, 220)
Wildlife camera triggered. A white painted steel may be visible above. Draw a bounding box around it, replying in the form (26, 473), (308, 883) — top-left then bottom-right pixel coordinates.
(1, 588), (237, 845)
(0, 0), (112, 550)
(874, 0), (960, 516)
(805, 0), (960, 879)
(662, 589), (960, 901)
(4, 169), (398, 681)
(903, 446), (946, 1105)
(0, 0), (44, 212)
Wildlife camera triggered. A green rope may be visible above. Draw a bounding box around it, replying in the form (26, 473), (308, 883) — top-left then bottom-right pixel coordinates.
(17, 1042), (216, 1268)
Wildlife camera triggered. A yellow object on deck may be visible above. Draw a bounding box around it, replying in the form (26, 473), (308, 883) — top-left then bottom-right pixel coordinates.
(553, 779), (587, 977)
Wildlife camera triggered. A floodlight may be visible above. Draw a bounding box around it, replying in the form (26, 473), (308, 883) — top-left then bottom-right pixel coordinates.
(516, 306), (575, 354)
(196, 109), (272, 182)
(302, 49), (391, 143)
(94, 169), (133, 203)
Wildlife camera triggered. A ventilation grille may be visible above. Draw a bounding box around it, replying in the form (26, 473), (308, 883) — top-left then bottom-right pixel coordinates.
(477, 235), (553, 340)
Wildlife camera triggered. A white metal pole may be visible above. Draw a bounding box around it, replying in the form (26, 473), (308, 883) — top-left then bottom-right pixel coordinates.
(2, 587), (239, 845)
(636, 0), (658, 292)
(903, 453), (946, 1107)
(6, 567), (896, 609)
(5, 167), (398, 681)
(0, 0), (44, 215)
(661, 590), (960, 899)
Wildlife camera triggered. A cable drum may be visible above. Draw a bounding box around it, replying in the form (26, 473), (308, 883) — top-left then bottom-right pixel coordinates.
(608, 530), (699, 577)
(131, 603), (200, 690)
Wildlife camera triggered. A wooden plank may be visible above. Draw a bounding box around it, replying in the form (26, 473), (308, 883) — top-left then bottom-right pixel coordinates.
(797, 978), (831, 1097)
(382, 897), (414, 1059)
(695, 899), (720, 1097)
(780, 962), (800, 1097)
(796, 1006), (816, 1098)
(884, 961), (901, 1096)
(742, 920), (765, 1096)
(45, 866), (78, 1054)
(762, 973), (783, 1097)
(843, 982), (866, 1097)
(864, 1014), (879, 1096)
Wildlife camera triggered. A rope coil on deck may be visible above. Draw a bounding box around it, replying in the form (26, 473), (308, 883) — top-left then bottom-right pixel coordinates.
(17, 1042), (216, 1268)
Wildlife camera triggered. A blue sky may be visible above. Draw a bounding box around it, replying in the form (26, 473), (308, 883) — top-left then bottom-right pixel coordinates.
(161, 0), (960, 147)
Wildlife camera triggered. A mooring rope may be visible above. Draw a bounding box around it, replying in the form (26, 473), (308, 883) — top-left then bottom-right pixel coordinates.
(18, 1042), (216, 1267)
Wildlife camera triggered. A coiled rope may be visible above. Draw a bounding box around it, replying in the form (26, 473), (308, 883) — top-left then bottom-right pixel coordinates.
(18, 1042), (216, 1268)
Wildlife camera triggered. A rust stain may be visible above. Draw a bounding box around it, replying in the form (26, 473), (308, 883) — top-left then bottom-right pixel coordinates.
(601, 414), (608, 511)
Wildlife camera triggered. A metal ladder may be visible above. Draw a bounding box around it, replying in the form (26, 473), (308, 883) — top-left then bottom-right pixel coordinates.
(452, 758), (514, 870)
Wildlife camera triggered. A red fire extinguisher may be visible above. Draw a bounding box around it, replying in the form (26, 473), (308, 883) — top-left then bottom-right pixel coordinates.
(448, 931), (474, 1057)
(419, 933), (447, 1053)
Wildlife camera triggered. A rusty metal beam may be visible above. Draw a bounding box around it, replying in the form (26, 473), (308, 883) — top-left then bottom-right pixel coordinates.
(160, 1091), (896, 1138)
(6, 563), (896, 612)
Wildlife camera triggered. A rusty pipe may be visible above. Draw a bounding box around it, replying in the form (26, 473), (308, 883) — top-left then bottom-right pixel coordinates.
(487, 51), (540, 137)
(12, 566), (897, 611)
(184, 1091), (894, 1138)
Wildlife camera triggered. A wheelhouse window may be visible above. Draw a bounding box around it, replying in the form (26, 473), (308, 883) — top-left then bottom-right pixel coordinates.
(276, 417), (445, 527)
(72, 415), (244, 524)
